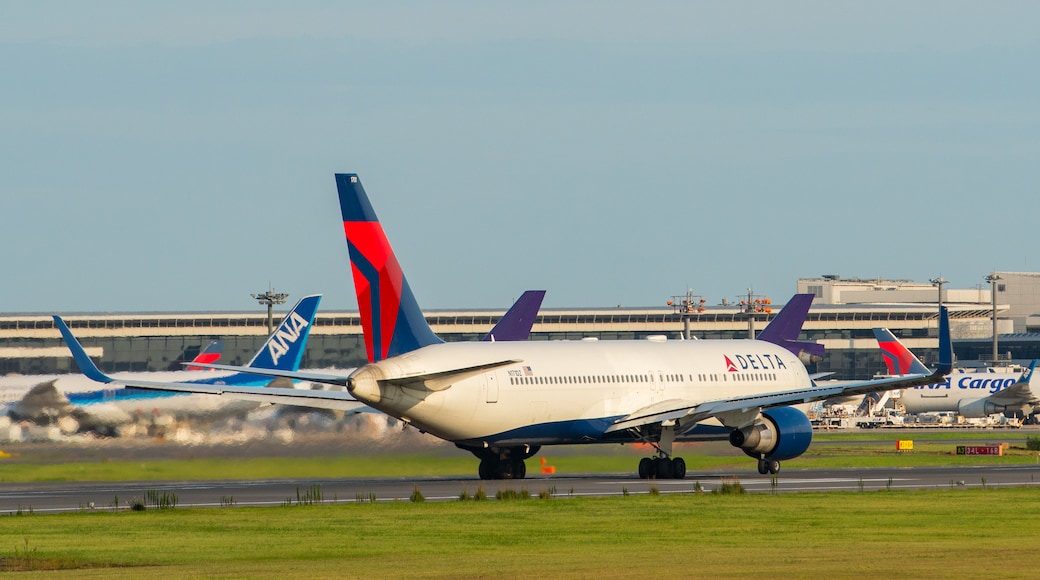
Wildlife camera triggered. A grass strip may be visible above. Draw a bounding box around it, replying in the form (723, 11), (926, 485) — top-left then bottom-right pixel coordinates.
(1, 488), (1039, 578)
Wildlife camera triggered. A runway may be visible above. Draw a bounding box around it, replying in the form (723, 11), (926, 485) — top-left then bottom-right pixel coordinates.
(4, 464), (1040, 513)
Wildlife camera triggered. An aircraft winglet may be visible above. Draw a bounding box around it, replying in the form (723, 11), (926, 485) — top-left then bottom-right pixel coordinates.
(52, 316), (116, 384)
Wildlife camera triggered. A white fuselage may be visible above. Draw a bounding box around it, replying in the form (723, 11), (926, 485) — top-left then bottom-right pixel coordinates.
(347, 338), (808, 446)
(900, 371), (1026, 415)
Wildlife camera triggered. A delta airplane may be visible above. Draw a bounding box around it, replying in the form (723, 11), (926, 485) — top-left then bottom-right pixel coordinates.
(874, 328), (1037, 419)
(59, 173), (952, 479)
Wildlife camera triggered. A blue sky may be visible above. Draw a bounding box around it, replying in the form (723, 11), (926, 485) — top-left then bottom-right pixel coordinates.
(3, 2), (1038, 313)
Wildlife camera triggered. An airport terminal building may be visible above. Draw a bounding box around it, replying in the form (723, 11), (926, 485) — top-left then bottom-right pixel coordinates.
(6, 272), (1040, 381)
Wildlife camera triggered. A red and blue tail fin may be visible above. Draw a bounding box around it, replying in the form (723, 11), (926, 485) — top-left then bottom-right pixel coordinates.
(336, 174), (442, 363)
(186, 340), (224, 371)
(873, 328), (932, 375)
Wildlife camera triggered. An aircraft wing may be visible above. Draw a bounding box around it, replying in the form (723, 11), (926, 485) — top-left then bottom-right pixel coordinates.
(172, 362), (352, 387)
(605, 372), (945, 433)
(607, 306), (953, 434)
(54, 315), (365, 410)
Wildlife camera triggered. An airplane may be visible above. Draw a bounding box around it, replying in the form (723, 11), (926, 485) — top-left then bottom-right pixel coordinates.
(46, 289), (546, 427)
(874, 328), (1037, 419)
(7, 295), (323, 430)
(57, 173), (953, 479)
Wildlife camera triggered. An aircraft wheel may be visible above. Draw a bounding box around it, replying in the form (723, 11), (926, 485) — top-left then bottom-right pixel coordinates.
(757, 459), (769, 475)
(767, 459), (780, 475)
(638, 457), (653, 479)
(478, 458), (494, 480)
(512, 459), (527, 480)
(654, 457), (673, 479)
(671, 457), (686, 480)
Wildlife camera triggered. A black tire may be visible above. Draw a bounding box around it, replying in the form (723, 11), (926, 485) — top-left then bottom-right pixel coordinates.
(654, 457), (672, 479)
(768, 460), (780, 475)
(638, 457), (653, 479)
(478, 458), (493, 480)
(671, 457), (686, 480)
(512, 459), (527, 480)
(757, 458), (769, 475)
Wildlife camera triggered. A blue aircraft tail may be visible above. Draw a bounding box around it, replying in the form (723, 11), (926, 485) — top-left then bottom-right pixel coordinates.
(336, 173), (442, 363)
(244, 294), (321, 371)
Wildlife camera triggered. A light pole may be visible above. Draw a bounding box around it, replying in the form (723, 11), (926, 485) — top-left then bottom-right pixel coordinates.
(929, 276), (947, 312)
(668, 290), (705, 340)
(739, 289), (771, 339)
(984, 273), (1002, 363)
(252, 289), (289, 335)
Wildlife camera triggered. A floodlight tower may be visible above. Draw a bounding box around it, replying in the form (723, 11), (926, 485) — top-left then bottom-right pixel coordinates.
(668, 289), (706, 340)
(739, 288), (772, 339)
(252, 289), (289, 335)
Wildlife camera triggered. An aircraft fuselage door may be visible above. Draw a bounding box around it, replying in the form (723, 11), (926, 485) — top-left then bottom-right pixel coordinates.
(486, 373), (499, 404)
(649, 370), (660, 403)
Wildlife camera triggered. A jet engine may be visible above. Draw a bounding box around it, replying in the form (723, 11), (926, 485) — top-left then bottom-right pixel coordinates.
(957, 398), (1008, 419)
(728, 406), (813, 461)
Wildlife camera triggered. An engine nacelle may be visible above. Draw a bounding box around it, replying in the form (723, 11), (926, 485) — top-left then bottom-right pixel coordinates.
(728, 406), (812, 461)
(957, 398), (1008, 418)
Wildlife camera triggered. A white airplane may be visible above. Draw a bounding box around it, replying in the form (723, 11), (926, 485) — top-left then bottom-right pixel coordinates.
(58, 173), (953, 479)
(874, 328), (1037, 419)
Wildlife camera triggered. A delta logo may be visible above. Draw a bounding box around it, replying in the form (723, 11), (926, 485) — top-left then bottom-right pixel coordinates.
(724, 353), (787, 372)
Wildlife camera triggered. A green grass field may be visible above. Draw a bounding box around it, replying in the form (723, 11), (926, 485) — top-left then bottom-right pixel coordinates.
(1, 431), (1039, 577)
(3, 488), (1040, 578)
(0, 429), (1036, 482)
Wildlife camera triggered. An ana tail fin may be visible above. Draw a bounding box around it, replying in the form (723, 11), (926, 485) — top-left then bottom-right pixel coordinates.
(482, 290), (545, 342)
(245, 294), (322, 370)
(336, 173), (442, 362)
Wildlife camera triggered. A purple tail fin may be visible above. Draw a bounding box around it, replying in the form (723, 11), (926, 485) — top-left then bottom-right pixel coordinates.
(757, 294), (825, 363)
(482, 291), (545, 342)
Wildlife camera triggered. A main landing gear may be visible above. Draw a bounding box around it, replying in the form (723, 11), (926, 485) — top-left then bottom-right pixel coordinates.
(461, 444), (541, 480)
(636, 423), (686, 479)
(757, 457), (780, 475)
(638, 455), (686, 479)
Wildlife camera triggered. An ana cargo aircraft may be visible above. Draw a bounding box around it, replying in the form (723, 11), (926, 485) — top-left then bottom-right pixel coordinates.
(874, 328), (1037, 418)
(60, 173), (952, 479)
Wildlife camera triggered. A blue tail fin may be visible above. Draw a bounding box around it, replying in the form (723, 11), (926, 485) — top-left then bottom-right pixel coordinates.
(336, 173), (442, 362)
(483, 291), (545, 342)
(244, 294), (322, 371)
(53, 316), (114, 384)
